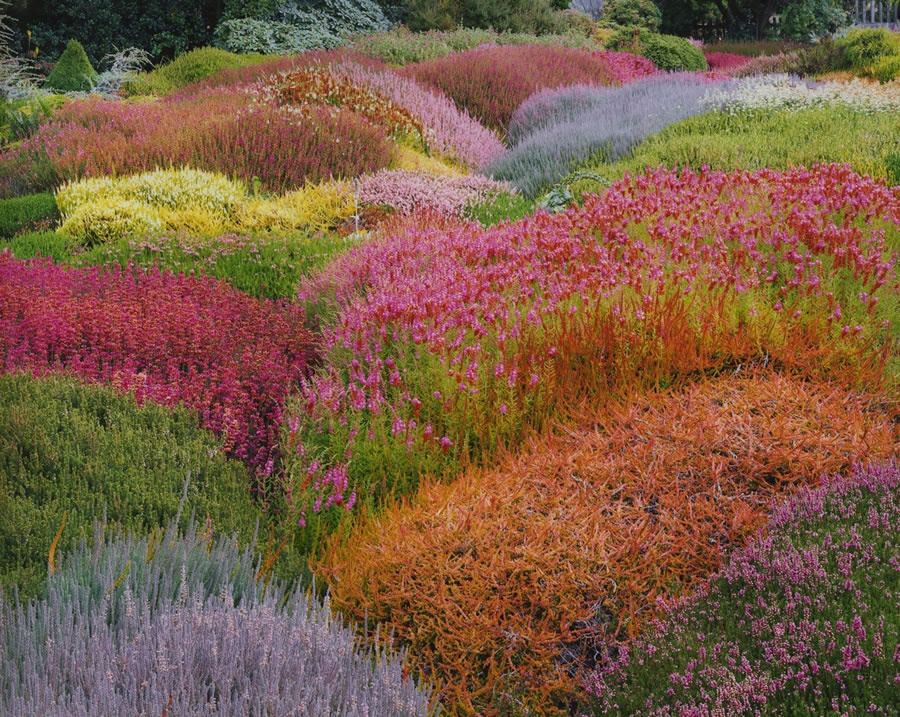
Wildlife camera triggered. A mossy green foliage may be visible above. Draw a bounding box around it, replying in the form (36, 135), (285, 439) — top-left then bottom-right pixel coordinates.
(465, 191), (534, 227)
(571, 106), (900, 194)
(44, 39), (99, 92)
(0, 194), (59, 238)
(0, 373), (264, 600)
(2, 231), (351, 300)
(840, 27), (900, 70)
(125, 47), (275, 96)
(599, 0), (662, 32)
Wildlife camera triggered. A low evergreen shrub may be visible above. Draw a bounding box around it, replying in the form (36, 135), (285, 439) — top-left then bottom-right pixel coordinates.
(44, 39), (98, 92)
(0, 193), (58, 238)
(0, 373), (263, 600)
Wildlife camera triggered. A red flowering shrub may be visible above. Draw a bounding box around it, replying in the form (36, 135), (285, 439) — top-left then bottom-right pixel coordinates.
(0, 89), (393, 195)
(399, 45), (615, 131)
(0, 254), (316, 481)
(704, 51), (755, 71)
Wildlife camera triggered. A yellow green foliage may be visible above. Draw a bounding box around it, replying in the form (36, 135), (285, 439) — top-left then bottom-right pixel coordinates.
(391, 146), (463, 176)
(56, 167), (356, 243)
(235, 182), (356, 235)
(60, 198), (166, 245)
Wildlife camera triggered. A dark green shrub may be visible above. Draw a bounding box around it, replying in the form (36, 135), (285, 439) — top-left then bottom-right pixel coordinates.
(600, 0), (662, 32)
(609, 28), (706, 71)
(788, 36), (848, 75)
(43, 39), (98, 92)
(775, 0), (848, 42)
(0, 373), (264, 600)
(1, 230), (74, 261)
(0, 193), (58, 238)
(404, 0), (560, 33)
(841, 27), (900, 69)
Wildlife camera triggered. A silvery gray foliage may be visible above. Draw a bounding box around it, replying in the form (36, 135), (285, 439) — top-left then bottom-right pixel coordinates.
(486, 74), (736, 198)
(0, 0), (38, 99)
(91, 47), (153, 98)
(0, 516), (439, 716)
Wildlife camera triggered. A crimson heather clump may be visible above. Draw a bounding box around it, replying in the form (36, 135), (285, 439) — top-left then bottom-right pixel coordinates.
(0, 253), (315, 481)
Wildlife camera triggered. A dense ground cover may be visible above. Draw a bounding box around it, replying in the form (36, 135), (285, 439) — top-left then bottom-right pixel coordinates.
(318, 374), (899, 713)
(586, 460), (900, 714)
(2, 21), (899, 717)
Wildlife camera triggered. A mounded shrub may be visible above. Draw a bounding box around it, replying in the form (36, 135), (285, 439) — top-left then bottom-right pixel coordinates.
(1, 231), (75, 262)
(870, 53), (900, 83)
(640, 32), (707, 71)
(841, 27), (900, 70)
(0, 515), (439, 715)
(400, 44), (615, 131)
(586, 461), (900, 715)
(0, 193), (58, 238)
(599, 0), (662, 31)
(0, 254), (317, 476)
(318, 375), (899, 713)
(493, 73), (727, 197)
(125, 47), (274, 96)
(0, 373), (262, 600)
(606, 28), (708, 71)
(44, 39), (99, 92)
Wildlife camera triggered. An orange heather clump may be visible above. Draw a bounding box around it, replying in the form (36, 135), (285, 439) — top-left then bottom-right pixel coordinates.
(271, 66), (427, 146)
(316, 372), (900, 715)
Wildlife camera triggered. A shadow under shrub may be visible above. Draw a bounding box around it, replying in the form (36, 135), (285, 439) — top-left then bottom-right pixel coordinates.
(0, 373), (262, 601)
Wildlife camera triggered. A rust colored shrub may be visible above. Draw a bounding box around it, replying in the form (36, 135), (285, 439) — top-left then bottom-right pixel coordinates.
(317, 373), (899, 715)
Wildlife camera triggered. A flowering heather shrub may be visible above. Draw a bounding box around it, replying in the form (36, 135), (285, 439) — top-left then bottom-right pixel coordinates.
(357, 169), (515, 217)
(586, 461), (900, 715)
(704, 51), (755, 71)
(702, 73), (900, 114)
(491, 74), (733, 197)
(318, 374), (899, 714)
(53, 168), (357, 242)
(0, 373), (262, 600)
(593, 49), (658, 84)
(0, 517), (439, 716)
(0, 89), (393, 196)
(0, 255), (315, 478)
(399, 45), (615, 131)
(285, 164), (899, 542)
(268, 66), (428, 146)
(329, 60), (505, 169)
(236, 180), (356, 234)
(720, 51), (799, 76)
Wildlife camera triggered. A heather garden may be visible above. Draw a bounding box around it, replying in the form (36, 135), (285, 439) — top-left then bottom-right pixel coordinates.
(0, 0), (898, 713)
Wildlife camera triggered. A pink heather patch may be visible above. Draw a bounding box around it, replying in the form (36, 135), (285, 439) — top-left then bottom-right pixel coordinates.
(593, 50), (658, 85)
(357, 169), (514, 217)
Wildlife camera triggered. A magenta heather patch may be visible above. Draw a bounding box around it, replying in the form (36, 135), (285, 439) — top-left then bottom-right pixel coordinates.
(593, 50), (658, 84)
(584, 461), (900, 714)
(287, 164), (898, 529)
(0, 254), (316, 482)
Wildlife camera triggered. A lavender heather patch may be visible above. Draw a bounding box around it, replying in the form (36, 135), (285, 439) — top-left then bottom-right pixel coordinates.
(584, 461), (900, 715)
(488, 74), (735, 198)
(0, 515), (439, 716)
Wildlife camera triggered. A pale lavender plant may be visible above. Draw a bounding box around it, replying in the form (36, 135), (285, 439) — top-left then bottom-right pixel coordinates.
(0, 514), (439, 716)
(488, 73), (735, 197)
(357, 169), (514, 216)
